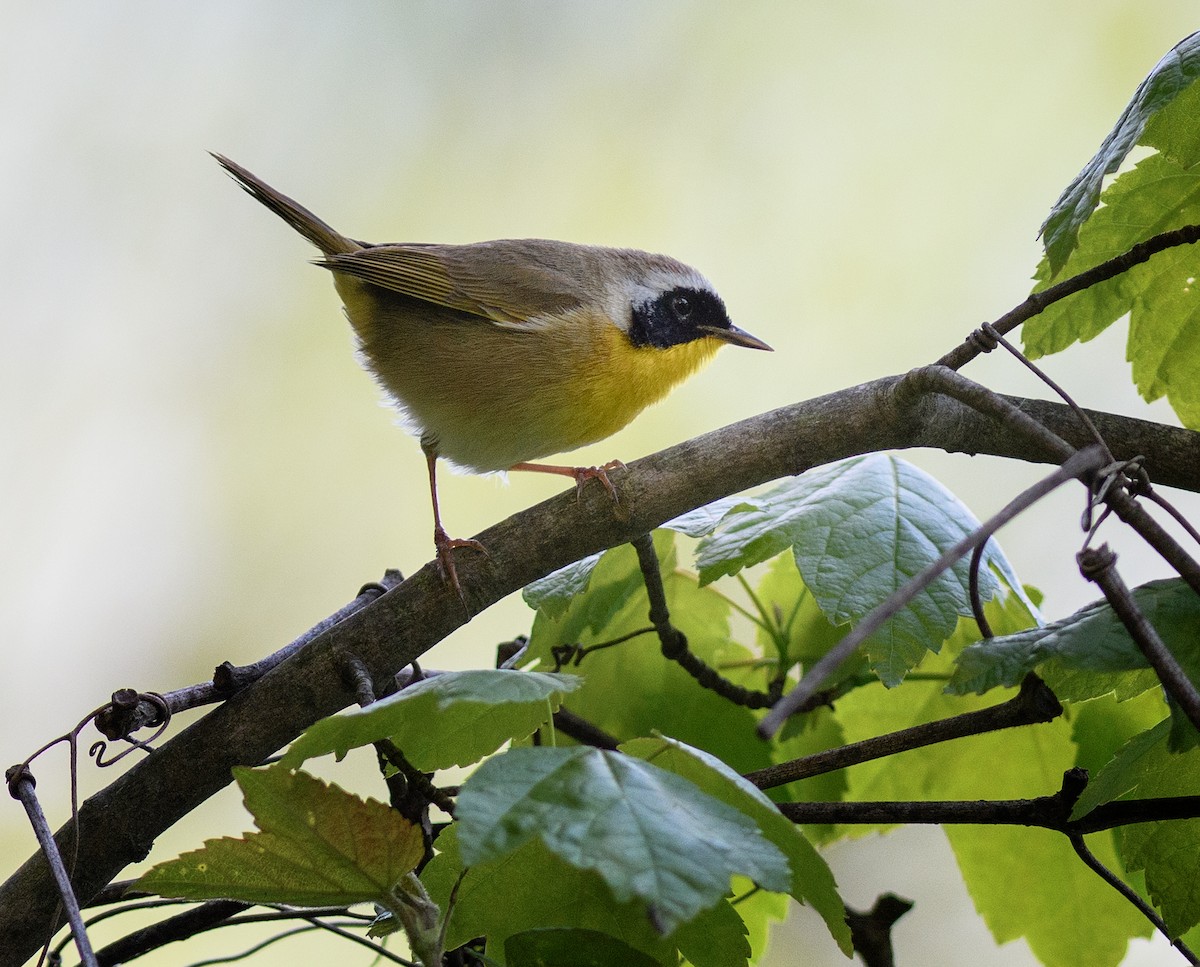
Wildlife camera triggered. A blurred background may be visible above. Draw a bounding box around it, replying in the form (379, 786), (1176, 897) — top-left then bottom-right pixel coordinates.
(2, 3), (1198, 964)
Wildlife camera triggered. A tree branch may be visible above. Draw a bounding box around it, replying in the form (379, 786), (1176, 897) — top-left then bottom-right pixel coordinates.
(775, 786), (1200, 833)
(4, 379), (1199, 964)
(746, 674), (1061, 788)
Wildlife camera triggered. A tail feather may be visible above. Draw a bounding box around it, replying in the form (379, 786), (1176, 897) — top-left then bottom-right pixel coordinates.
(211, 153), (358, 256)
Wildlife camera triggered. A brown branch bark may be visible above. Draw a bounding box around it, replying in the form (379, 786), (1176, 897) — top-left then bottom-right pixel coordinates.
(3, 379), (1199, 964)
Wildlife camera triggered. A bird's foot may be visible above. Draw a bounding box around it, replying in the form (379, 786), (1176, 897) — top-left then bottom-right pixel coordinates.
(433, 525), (488, 607)
(571, 460), (625, 504)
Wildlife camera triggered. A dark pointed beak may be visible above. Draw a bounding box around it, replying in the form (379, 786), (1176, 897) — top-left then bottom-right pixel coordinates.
(700, 324), (773, 351)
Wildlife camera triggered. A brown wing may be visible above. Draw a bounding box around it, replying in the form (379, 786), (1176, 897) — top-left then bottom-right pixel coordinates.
(321, 240), (596, 327)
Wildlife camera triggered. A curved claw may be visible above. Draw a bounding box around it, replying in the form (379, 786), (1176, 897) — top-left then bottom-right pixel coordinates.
(434, 526), (489, 607)
(571, 460), (625, 504)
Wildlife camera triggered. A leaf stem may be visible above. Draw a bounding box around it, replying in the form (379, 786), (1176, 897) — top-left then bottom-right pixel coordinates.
(734, 571), (781, 640)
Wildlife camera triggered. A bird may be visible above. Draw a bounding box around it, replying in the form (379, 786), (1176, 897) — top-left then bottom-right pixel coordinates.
(213, 154), (772, 600)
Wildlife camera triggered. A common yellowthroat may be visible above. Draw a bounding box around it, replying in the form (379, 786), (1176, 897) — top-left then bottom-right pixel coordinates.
(214, 154), (771, 598)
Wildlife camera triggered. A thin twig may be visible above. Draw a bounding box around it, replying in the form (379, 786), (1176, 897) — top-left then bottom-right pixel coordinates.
(1078, 546), (1200, 733)
(189, 912), (414, 967)
(551, 708), (620, 750)
(551, 627), (657, 670)
(967, 539), (993, 639)
(185, 924), (320, 967)
(772, 768), (1200, 832)
(339, 654), (458, 822)
(90, 902), (406, 967)
(845, 894), (914, 967)
(92, 572), (405, 742)
(978, 323), (1114, 460)
(1105, 487), (1200, 600)
(745, 674), (1061, 788)
(5, 766), (97, 966)
(88, 900), (248, 965)
(1145, 488), (1200, 551)
(631, 534), (775, 708)
(758, 446), (1107, 738)
(376, 740), (457, 819)
(214, 572), (405, 696)
(938, 223), (1200, 370)
(1069, 834), (1198, 965)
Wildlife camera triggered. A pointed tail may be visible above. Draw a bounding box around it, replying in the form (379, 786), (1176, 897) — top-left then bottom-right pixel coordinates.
(211, 153), (359, 256)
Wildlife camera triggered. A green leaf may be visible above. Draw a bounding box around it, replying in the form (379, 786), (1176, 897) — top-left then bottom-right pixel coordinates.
(834, 669), (1149, 965)
(1071, 719), (1171, 821)
(768, 706), (849, 845)
(423, 825), (749, 966)
(281, 670), (581, 771)
(621, 735), (851, 954)
(1026, 153), (1200, 428)
(505, 928), (661, 967)
(136, 766), (424, 906)
(1028, 158), (1200, 356)
(523, 553), (604, 618)
(525, 533), (670, 648)
(723, 878), (789, 964)
(674, 898), (754, 967)
(1040, 30), (1200, 273)
(692, 454), (1027, 685)
(1068, 689), (1171, 792)
(949, 578), (1200, 705)
(455, 746), (790, 934)
(951, 826), (1149, 967)
(1106, 721), (1200, 936)
(751, 552), (850, 677)
(831, 594), (1040, 837)
(1142, 59), (1200, 167)
(664, 497), (755, 538)
(521, 532), (774, 775)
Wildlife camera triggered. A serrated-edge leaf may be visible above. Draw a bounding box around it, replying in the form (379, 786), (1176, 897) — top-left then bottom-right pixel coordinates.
(1111, 725), (1200, 934)
(523, 553), (604, 617)
(1041, 30), (1200, 273)
(281, 670), (582, 770)
(1025, 153), (1200, 431)
(456, 746), (790, 934)
(138, 767), (424, 905)
(949, 577), (1200, 697)
(693, 454), (1026, 685)
(1071, 719), (1172, 820)
(423, 826), (681, 963)
(622, 735), (852, 955)
(664, 497), (757, 538)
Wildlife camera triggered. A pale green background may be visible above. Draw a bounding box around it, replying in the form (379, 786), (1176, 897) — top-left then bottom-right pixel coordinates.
(2, 3), (1198, 964)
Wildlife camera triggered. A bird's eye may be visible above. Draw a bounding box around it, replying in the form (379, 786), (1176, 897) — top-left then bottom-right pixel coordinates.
(671, 295), (692, 320)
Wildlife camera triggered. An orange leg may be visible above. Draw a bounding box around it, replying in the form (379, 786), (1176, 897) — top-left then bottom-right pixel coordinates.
(424, 443), (487, 603)
(509, 460), (626, 504)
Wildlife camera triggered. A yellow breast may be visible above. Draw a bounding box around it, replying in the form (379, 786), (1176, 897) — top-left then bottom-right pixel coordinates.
(338, 280), (722, 472)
